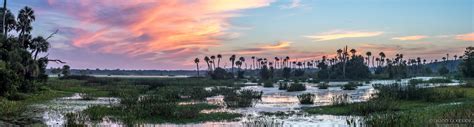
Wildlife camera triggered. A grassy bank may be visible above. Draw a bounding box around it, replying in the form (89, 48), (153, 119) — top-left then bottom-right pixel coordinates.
(306, 86), (474, 126)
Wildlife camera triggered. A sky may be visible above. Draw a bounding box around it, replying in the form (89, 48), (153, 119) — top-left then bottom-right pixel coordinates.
(7, 0), (474, 70)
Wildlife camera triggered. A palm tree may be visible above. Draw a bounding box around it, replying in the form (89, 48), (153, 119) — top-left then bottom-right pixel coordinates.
(2, 0), (6, 37)
(194, 58), (200, 77)
(251, 56), (255, 70)
(17, 6), (35, 48)
(229, 54), (236, 73)
(366, 51), (372, 67)
(210, 55), (216, 70)
(31, 36), (49, 60)
(217, 54), (222, 68)
(274, 57), (279, 69)
(350, 49), (357, 57)
(379, 52), (386, 67)
(239, 56), (246, 70)
(453, 55), (458, 61)
(204, 56), (211, 71)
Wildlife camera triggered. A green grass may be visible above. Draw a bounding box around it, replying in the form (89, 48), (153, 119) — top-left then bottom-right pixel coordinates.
(306, 86), (474, 115)
(306, 86), (474, 126)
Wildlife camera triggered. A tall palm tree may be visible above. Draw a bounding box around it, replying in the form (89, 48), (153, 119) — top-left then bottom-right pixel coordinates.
(217, 54), (222, 68)
(229, 54), (236, 73)
(274, 57), (279, 69)
(194, 58), (200, 77)
(251, 56), (255, 70)
(210, 55), (216, 70)
(2, 0), (6, 37)
(1, 8), (14, 36)
(17, 6), (35, 48)
(453, 55), (457, 61)
(204, 56), (211, 71)
(366, 51), (372, 67)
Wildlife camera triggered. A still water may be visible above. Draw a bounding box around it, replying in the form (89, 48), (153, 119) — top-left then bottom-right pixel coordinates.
(30, 77), (459, 126)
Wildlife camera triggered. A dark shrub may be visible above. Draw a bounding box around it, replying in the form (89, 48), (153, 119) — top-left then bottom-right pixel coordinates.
(278, 82), (288, 90)
(287, 83), (306, 92)
(263, 80), (273, 87)
(223, 89), (262, 108)
(297, 93), (315, 104)
(318, 83), (329, 89)
(341, 82), (360, 90)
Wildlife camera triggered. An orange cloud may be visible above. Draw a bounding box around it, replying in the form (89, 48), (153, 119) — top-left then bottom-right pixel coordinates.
(261, 41), (292, 49)
(46, 0), (273, 60)
(305, 30), (383, 41)
(392, 35), (427, 41)
(455, 33), (474, 41)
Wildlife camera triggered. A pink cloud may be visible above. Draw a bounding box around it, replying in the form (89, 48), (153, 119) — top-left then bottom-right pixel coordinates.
(392, 35), (427, 41)
(455, 33), (474, 41)
(44, 0), (273, 68)
(304, 30), (383, 41)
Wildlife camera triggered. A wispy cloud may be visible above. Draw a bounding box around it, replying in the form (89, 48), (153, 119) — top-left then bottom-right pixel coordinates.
(392, 35), (427, 41)
(304, 30), (383, 41)
(455, 32), (474, 41)
(261, 41), (292, 49)
(281, 0), (302, 9)
(233, 41), (292, 54)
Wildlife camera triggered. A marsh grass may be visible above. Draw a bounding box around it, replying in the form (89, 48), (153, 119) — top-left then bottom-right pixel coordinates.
(331, 94), (350, 106)
(223, 89), (262, 108)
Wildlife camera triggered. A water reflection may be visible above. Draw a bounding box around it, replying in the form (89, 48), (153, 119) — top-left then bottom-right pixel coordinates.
(33, 77), (459, 127)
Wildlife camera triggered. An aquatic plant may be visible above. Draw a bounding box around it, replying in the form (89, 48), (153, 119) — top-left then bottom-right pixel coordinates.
(297, 93), (315, 104)
(223, 89), (262, 108)
(278, 82), (288, 90)
(331, 94), (350, 106)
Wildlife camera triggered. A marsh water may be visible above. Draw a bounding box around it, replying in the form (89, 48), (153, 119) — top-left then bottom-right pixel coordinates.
(19, 77), (459, 126)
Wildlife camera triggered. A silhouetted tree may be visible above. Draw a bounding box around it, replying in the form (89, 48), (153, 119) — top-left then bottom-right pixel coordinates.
(460, 47), (474, 77)
(194, 58), (200, 77)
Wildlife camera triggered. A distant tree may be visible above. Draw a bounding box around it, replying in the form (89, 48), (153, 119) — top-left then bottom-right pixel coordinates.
(194, 58), (200, 77)
(260, 65), (270, 80)
(366, 51), (371, 67)
(229, 54), (236, 74)
(62, 65), (71, 77)
(282, 67), (291, 79)
(204, 56), (211, 71)
(438, 66), (449, 76)
(460, 47), (474, 77)
(210, 55), (216, 70)
(217, 54), (222, 68)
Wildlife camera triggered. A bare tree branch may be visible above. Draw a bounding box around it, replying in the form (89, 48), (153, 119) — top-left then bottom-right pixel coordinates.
(45, 29), (58, 41)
